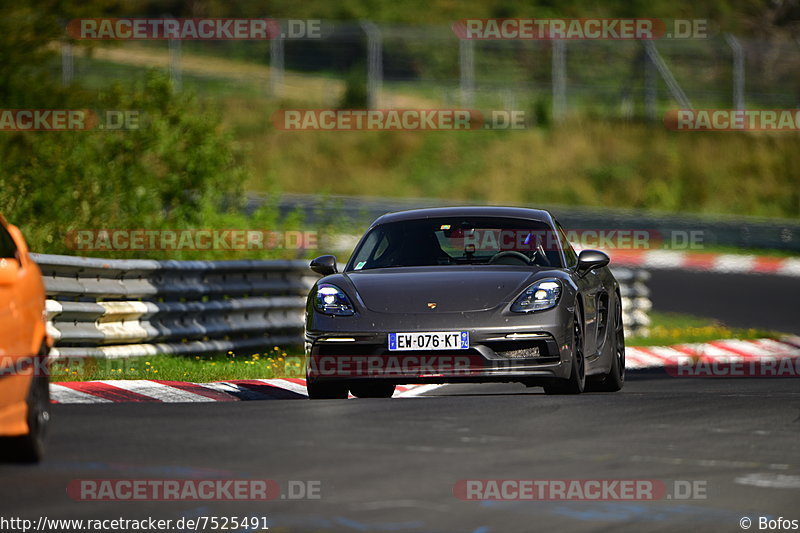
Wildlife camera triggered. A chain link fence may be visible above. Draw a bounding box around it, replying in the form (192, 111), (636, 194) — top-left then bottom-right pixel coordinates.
(60, 21), (800, 120)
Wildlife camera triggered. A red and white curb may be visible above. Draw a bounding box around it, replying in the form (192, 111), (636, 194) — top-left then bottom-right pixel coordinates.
(49, 337), (800, 403)
(49, 379), (442, 404)
(625, 336), (800, 369)
(608, 250), (800, 276)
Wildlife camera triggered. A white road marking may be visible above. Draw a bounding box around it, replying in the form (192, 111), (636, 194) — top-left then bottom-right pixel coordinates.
(49, 384), (113, 404)
(735, 473), (800, 489)
(95, 379), (215, 402)
(395, 384), (445, 397)
(625, 347), (668, 368)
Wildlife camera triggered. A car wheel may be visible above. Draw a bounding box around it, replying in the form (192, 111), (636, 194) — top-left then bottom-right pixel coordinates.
(543, 309), (585, 395)
(1, 345), (50, 463)
(306, 379), (349, 400)
(587, 296), (625, 392)
(349, 382), (396, 398)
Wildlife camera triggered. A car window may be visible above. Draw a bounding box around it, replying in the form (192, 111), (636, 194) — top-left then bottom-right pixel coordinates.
(0, 225), (18, 259)
(348, 217), (563, 270)
(556, 222), (578, 268)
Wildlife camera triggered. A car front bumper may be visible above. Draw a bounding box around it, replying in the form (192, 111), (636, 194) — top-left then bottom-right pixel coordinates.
(305, 322), (573, 385)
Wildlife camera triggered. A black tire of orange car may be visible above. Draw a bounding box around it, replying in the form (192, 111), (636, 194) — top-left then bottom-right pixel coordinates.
(349, 382), (396, 399)
(0, 343), (50, 463)
(306, 379), (349, 400)
(586, 296), (625, 393)
(543, 309), (585, 395)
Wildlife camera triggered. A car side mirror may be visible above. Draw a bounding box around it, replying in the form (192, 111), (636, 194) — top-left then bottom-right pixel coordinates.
(310, 255), (338, 276)
(0, 257), (20, 285)
(576, 250), (609, 276)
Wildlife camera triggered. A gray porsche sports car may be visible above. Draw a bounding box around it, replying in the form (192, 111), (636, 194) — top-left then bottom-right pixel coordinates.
(304, 207), (625, 399)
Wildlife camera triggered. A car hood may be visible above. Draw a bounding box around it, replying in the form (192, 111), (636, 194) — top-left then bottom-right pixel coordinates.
(343, 266), (543, 314)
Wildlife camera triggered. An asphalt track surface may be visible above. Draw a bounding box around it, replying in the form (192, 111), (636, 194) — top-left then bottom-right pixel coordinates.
(648, 271), (800, 334)
(2, 374), (799, 533)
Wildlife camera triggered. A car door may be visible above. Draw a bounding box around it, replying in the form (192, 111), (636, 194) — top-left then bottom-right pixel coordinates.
(0, 222), (45, 359)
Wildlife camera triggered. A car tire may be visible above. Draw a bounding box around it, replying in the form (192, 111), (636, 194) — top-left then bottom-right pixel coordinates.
(349, 382), (396, 398)
(543, 309), (585, 395)
(587, 296), (625, 393)
(306, 380), (349, 400)
(1, 344), (50, 463)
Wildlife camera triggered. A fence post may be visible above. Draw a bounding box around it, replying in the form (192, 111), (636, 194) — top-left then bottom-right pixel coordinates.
(270, 21), (284, 97)
(724, 33), (745, 111)
(61, 41), (74, 86)
(642, 41), (692, 109)
(552, 39), (566, 122)
(361, 21), (383, 109)
(459, 37), (475, 107)
(168, 37), (181, 91)
(644, 46), (657, 121)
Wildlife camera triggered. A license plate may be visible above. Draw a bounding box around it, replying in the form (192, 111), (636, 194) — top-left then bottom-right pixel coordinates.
(388, 332), (469, 351)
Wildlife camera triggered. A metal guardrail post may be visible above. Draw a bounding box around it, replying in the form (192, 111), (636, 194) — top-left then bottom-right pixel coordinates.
(724, 33), (745, 111)
(459, 36), (475, 107)
(61, 41), (74, 86)
(270, 21), (285, 97)
(644, 49), (657, 121)
(552, 40), (567, 122)
(361, 21), (383, 109)
(168, 37), (181, 91)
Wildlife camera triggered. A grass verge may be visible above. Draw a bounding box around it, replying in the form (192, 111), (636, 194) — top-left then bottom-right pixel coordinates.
(50, 347), (305, 383)
(627, 312), (784, 347)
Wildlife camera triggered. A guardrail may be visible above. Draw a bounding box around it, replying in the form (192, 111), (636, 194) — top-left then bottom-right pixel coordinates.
(269, 193), (800, 253)
(32, 254), (317, 359)
(33, 254), (650, 358)
(614, 268), (651, 338)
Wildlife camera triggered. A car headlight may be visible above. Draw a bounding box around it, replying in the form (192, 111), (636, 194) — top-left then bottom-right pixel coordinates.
(511, 279), (562, 313)
(314, 284), (355, 316)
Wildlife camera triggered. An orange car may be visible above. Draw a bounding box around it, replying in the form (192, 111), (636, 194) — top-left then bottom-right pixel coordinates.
(0, 215), (50, 462)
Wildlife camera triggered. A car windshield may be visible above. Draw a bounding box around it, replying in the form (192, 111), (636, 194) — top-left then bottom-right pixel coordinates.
(347, 217), (563, 271)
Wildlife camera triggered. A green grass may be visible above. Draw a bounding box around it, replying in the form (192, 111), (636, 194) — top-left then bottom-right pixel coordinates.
(50, 347), (305, 383)
(48, 312), (787, 382)
(627, 311), (784, 346)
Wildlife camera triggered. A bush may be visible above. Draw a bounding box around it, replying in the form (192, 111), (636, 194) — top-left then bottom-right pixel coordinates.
(0, 73), (268, 257)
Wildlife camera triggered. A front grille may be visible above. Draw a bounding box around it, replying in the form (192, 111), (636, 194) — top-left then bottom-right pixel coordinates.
(485, 340), (550, 358)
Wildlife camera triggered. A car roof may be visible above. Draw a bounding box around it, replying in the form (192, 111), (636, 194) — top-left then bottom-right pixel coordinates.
(371, 206), (556, 227)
